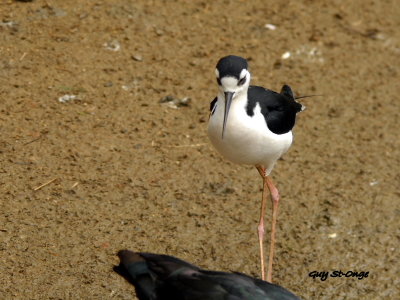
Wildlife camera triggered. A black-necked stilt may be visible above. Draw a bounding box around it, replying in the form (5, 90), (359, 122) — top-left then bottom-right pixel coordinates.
(115, 250), (301, 300)
(208, 55), (304, 282)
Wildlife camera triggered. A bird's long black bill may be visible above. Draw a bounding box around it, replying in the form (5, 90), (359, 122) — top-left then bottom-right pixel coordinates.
(222, 92), (234, 139)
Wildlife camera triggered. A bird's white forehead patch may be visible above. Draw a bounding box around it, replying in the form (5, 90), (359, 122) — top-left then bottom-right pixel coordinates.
(215, 69), (219, 78)
(220, 76), (239, 91)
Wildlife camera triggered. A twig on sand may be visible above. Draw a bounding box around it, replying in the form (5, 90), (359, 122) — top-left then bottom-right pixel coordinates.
(19, 52), (27, 61)
(23, 135), (42, 146)
(33, 178), (58, 191)
(165, 143), (207, 148)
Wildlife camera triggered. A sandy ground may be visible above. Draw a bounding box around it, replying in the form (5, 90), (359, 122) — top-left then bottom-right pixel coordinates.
(1, 0), (399, 299)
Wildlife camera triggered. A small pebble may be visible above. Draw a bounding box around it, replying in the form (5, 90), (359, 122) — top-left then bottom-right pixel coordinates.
(155, 29), (164, 36)
(131, 54), (143, 61)
(104, 40), (120, 51)
(58, 94), (77, 103)
(281, 51), (291, 59)
(0, 21), (17, 30)
(264, 24), (277, 30)
(159, 95), (191, 109)
(369, 180), (379, 186)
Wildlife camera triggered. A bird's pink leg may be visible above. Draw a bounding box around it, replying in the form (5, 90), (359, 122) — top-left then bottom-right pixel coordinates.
(256, 166), (268, 281)
(265, 176), (280, 283)
(255, 166), (280, 283)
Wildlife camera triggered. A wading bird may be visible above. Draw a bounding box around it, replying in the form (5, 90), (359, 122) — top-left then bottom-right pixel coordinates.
(208, 55), (304, 282)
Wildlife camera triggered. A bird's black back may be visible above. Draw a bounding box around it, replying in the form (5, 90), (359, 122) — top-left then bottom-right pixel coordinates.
(246, 85), (303, 134)
(115, 250), (301, 300)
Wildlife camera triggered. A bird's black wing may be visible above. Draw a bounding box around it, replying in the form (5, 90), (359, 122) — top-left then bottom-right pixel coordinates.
(116, 251), (231, 300)
(119, 251), (234, 300)
(167, 269), (301, 300)
(247, 85), (303, 135)
(232, 272), (301, 300)
(166, 269), (265, 300)
(210, 97), (217, 115)
(116, 250), (302, 300)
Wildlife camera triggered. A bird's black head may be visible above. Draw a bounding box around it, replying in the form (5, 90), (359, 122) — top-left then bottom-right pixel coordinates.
(216, 55), (248, 80)
(215, 55), (251, 96)
(215, 55), (251, 139)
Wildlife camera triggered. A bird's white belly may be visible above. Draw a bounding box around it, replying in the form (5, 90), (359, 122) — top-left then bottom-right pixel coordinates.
(208, 99), (292, 173)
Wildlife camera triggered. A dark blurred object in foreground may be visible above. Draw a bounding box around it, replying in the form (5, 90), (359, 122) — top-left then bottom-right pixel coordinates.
(115, 250), (301, 300)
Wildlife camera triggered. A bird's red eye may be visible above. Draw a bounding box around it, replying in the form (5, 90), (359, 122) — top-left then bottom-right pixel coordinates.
(238, 76), (246, 85)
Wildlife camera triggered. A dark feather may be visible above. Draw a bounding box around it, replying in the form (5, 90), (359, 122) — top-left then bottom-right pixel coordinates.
(280, 84), (295, 99)
(116, 250), (301, 300)
(216, 56), (248, 79)
(246, 85), (303, 135)
(210, 97), (217, 114)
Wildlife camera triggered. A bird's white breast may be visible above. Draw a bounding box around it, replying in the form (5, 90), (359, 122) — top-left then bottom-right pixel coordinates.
(208, 94), (293, 174)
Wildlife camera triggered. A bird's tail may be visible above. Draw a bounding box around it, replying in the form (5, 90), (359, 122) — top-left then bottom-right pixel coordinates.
(115, 250), (156, 300)
(280, 85), (306, 112)
(282, 84), (323, 112)
(280, 84), (295, 99)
